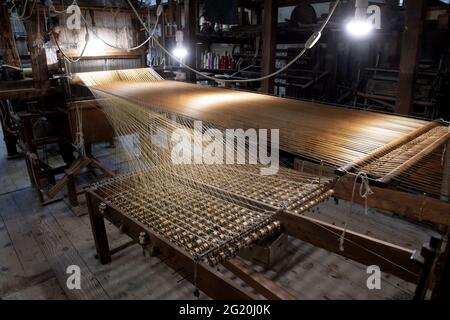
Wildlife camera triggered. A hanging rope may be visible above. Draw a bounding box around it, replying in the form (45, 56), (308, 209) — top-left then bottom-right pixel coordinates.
(339, 171), (373, 252)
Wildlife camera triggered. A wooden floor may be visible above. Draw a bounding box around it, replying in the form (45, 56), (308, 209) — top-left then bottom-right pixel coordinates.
(0, 130), (440, 300)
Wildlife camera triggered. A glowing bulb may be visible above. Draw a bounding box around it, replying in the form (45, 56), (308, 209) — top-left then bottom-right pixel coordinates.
(346, 20), (373, 38)
(173, 47), (187, 59)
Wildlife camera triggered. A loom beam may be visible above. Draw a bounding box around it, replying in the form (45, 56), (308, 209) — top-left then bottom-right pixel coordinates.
(334, 178), (450, 226)
(378, 131), (449, 185)
(275, 210), (421, 283)
(336, 120), (441, 176)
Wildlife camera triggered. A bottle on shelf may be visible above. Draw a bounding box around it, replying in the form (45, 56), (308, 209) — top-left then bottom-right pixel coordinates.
(201, 50), (236, 71)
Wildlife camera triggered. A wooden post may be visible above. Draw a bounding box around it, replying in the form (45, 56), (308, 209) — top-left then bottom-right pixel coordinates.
(413, 237), (442, 300)
(0, 4), (20, 67)
(66, 173), (79, 207)
(441, 140), (450, 202)
(167, 0), (175, 23)
(261, 0), (277, 94)
(252, 6), (261, 74)
(0, 102), (19, 157)
(395, 0), (426, 115)
(432, 232), (450, 300)
(86, 193), (111, 264)
(184, 0), (197, 82)
(23, 8), (49, 93)
(325, 31), (338, 101)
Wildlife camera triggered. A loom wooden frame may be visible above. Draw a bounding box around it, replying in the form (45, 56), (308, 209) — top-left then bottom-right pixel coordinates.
(296, 160), (450, 227)
(86, 184), (422, 299)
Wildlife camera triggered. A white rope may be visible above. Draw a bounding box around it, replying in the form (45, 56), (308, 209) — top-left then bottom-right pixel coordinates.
(339, 171), (373, 252)
(11, 0), (37, 21)
(74, 101), (85, 156)
(1, 64), (22, 71)
(53, 22), (90, 64)
(49, 4), (67, 14)
(15, 0), (29, 19)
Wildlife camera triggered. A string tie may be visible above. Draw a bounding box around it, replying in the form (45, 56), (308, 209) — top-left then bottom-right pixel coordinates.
(339, 171), (373, 252)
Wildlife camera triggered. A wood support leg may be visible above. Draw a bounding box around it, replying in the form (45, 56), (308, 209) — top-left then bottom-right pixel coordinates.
(432, 232), (450, 300)
(66, 173), (79, 207)
(86, 192), (111, 264)
(413, 236), (442, 300)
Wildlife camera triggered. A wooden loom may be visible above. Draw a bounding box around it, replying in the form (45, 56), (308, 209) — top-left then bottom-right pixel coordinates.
(86, 168), (421, 299)
(70, 68), (449, 299)
(70, 69), (450, 223)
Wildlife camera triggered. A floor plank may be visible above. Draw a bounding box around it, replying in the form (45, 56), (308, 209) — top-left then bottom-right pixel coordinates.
(10, 189), (110, 300)
(49, 200), (203, 299)
(0, 194), (50, 277)
(0, 212), (25, 296)
(3, 277), (67, 300)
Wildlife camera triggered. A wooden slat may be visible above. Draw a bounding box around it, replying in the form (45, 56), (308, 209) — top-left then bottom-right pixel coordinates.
(64, 49), (145, 60)
(2, 277), (67, 300)
(224, 257), (298, 300)
(0, 194), (49, 277)
(275, 210), (421, 283)
(33, 209), (110, 299)
(334, 178), (450, 226)
(0, 88), (41, 100)
(0, 208), (26, 296)
(10, 189), (110, 300)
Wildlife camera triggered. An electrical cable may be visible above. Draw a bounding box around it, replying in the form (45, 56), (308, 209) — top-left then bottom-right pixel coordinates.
(126, 0), (340, 84)
(53, 21), (89, 63)
(1, 64), (22, 71)
(52, 0), (337, 75)
(11, 0), (37, 21)
(49, 0), (143, 63)
(50, 5), (161, 53)
(15, 0), (29, 19)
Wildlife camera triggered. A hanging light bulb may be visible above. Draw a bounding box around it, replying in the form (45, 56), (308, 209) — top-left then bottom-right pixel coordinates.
(173, 47), (187, 59)
(346, 0), (373, 38)
(172, 30), (188, 59)
(346, 20), (373, 38)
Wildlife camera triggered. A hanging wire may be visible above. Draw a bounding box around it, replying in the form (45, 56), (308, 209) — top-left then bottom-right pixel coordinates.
(125, 0), (340, 84)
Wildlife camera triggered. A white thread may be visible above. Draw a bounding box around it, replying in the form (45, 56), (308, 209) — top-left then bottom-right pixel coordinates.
(339, 171), (373, 252)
